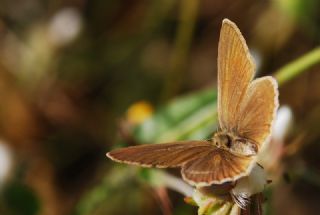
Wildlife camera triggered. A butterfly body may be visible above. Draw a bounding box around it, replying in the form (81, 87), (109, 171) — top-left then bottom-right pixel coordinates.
(210, 132), (257, 157)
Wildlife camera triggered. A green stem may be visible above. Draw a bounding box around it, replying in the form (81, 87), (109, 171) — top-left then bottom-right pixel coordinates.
(274, 47), (320, 85)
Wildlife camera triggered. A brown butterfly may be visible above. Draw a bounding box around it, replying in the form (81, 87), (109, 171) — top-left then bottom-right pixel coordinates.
(107, 19), (279, 187)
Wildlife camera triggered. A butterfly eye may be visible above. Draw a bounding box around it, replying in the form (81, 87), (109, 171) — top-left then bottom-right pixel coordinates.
(226, 135), (232, 148)
(214, 140), (220, 147)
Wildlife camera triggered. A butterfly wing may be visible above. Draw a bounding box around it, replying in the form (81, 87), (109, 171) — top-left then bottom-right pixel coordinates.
(236, 77), (279, 150)
(107, 141), (213, 168)
(181, 147), (253, 186)
(217, 19), (256, 132)
(108, 141), (253, 186)
(217, 19), (278, 151)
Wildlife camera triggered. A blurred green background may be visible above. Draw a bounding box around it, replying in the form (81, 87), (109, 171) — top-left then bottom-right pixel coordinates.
(0, 0), (320, 214)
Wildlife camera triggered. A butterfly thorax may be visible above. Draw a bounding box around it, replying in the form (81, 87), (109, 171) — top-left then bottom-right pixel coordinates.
(210, 132), (257, 156)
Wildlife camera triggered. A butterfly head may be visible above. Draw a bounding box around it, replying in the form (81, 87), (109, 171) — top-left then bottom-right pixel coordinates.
(211, 132), (232, 149)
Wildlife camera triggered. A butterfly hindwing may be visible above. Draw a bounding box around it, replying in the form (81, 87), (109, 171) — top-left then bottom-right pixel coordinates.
(181, 147), (253, 186)
(236, 77), (279, 150)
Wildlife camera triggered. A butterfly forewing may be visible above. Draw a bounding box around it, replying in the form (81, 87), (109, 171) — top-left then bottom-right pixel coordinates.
(181, 148), (253, 186)
(218, 19), (256, 132)
(107, 141), (213, 168)
(236, 77), (279, 150)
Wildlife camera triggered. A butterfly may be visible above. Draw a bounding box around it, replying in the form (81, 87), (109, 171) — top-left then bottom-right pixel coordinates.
(107, 19), (279, 187)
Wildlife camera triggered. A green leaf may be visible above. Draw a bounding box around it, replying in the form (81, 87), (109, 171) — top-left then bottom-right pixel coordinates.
(134, 88), (217, 143)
